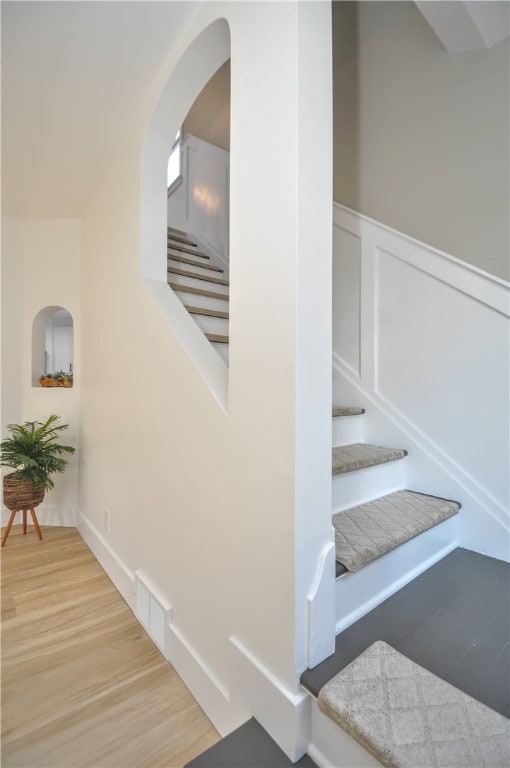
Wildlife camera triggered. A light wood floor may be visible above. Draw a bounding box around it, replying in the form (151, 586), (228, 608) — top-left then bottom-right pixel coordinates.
(1, 525), (219, 767)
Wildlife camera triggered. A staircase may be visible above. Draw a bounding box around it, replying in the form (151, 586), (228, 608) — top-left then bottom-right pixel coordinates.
(330, 405), (461, 629)
(167, 226), (229, 363)
(299, 408), (510, 767)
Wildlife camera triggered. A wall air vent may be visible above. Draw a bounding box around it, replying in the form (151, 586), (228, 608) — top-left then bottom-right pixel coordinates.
(134, 570), (172, 660)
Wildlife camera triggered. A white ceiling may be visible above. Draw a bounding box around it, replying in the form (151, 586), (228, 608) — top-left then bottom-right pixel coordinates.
(415, 1), (510, 52)
(1, 1), (198, 219)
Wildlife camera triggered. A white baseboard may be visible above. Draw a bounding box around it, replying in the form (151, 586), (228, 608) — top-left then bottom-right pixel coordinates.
(2, 503), (76, 528)
(169, 624), (250, 737)
(229, 636), (311, 762)
(76, 512), (311, 757)
(76, 512), (135, 609)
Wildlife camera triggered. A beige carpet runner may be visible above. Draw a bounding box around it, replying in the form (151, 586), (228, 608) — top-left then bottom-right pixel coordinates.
(318, 641), (510, 768)
(332, 490), (460, 572)
(332, 444), (407, 476)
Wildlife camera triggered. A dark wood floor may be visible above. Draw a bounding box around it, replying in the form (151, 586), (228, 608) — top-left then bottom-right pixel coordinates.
(185, 719), (317, 768)
(301, 547), (510, 718)
(188, 548), (509, 768)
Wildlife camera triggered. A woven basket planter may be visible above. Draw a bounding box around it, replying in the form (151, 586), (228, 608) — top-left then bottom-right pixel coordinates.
(3, 474), (45, 511)
(39, 376), (73, 388)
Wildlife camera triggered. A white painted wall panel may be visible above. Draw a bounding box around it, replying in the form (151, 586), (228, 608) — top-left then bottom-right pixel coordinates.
(332, 226), (360, 376)
(167, 134), (230, 263)
(376, 248), (509, 508)
(84, 4), (333, 752)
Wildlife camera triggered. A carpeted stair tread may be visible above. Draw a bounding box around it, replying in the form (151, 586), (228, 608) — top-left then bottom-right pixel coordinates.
(205, 332), (229, 344)
(332, 490), (461, 572)
(168, 253), (223, 272)
(318, 641), (510, 768)
(169, 282), (229, 300)
(332, 443), (407, 476)
(168, 266), (229, 287)
(333, 405), (365, 417)
(167, 241), (210, 259)
(186, 306), (229, 319)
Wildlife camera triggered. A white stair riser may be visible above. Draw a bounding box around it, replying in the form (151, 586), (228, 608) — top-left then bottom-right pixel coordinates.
(309, 700), (383, 768)
(168, 257), (224, 279)
(213, 341), (229, 364)
(332, 459), (405, 513)
(334, 515), (458, 633)
(168, 272), (229, 294)
(191, 314), (229, 336)
(172, 290), (229, 314)
(332, 415), (364, 447)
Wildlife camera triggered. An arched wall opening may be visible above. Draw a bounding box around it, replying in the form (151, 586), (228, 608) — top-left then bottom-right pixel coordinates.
(32, 306), (74, 387)
(140, 17), (231, 410)
(167, 58), (231, 263)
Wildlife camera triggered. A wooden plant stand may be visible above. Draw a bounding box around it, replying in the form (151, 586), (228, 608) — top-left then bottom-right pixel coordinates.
(1, 508), (43, 547)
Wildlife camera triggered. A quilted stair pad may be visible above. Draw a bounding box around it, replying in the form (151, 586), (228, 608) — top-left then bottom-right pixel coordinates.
(332, 490), (460, 572)
(318, 641), (510, 768)
(332, 444), (407, 476)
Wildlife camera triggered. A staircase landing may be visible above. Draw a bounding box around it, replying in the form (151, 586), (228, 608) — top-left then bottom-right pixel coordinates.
(301, 547), (510, 719)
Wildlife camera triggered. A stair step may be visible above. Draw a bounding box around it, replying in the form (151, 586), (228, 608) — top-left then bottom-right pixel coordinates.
(167, 225), (187, 237)
(205, 333), (229, 344)
(169, 282), (230, 301)
(332, 443), (407, 476)
(168, 233), (198, 247)
(168, 253), (222, 272)
(317, 641), (510, 768)
(332, 489), (461, 574)
(186, 306), (229, 320)
(333, 406), (365, 417)
(167, 241), (209, 259)
(168, 267), (229, 287)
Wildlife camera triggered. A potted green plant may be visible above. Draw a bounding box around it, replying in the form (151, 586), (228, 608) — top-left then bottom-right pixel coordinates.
(1, 414), (75, 513)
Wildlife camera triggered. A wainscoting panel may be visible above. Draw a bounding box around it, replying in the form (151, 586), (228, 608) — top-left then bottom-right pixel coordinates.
(332, 225), (361, 377)
(375, 246), (509, 507)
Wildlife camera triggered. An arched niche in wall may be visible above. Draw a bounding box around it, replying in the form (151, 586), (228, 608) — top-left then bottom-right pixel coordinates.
(140, 17), (231, 411)
(32, 306), (74, 387)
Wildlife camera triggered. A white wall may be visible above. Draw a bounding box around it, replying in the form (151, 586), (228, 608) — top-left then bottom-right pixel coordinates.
(1, 217), (24, 433)
(1, 218), (81, 528)
(333, 1), (510, 281)
(79, 2), (332, 758)
(183, 59), (230, 151)
(167, 133), (230, 265)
